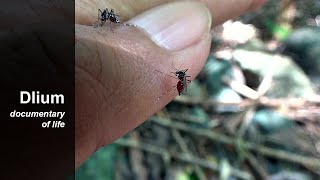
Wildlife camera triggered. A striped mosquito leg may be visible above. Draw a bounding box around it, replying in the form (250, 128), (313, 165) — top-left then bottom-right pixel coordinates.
(93, 21), (105, 28)
(157, 85), (177, 102)
(155, 69), (179, 80)
(110, 24), (114, 33)
(120, 22), (137, 27)
(92, 20), (99, 27)
(183, 79), (192, 93)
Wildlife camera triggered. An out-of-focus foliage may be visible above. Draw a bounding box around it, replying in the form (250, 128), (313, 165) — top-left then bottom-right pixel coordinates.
(76, 145), (116, 180)
(250, 109), (292, 134)
(281, 27), (320, 87)
(233, 49), (316, 98)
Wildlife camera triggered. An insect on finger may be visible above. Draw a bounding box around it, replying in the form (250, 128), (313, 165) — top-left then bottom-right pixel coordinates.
(92, 7), (137, 32)
(156, 62), (192, 102)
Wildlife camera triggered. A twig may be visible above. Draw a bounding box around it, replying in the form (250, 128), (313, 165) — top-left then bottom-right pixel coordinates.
(149, 117), (320, 169)
(128, 132), (148, 180)
(222, 76), (260, 100)
(115, 138), (252, 180)
(246, 152), (269, 179)
(175, 95), (320, 109)
(171, 128), (207, 180)
(236, 72), (272, 137)
(159, 110), (207, 180)
(232, 73), (272, 172)
(174, 96), (320, 120)
(169, 112), (207, 124)
(170, 112), (220, 128)
(257, 73), (273, 95)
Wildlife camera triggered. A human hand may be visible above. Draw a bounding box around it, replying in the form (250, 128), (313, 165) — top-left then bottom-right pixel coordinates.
(75, 0), (266, 167)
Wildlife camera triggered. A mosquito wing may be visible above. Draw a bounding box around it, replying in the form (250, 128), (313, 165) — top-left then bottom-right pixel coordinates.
(181, 77), (192, 94)
(114, 15), (121, 23)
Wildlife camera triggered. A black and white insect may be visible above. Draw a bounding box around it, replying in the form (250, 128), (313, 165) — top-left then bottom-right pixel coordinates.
(92, 8), (137, 32)
(172, 65), (191, 94)
(156, 63), (191, 101)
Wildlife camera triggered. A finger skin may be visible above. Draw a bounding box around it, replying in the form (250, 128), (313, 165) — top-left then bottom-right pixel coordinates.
(76, 0), (266, 26)
(75, 24), (211, 167)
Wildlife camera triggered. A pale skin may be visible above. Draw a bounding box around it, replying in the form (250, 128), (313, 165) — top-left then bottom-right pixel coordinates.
(75, 0), (266, 167)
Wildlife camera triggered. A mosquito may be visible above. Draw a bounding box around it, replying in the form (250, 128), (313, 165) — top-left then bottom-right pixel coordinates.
(156, 62), (191, 101)
(92, 8), (137, 32)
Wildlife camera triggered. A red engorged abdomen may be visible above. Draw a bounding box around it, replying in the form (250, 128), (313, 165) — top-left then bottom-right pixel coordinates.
(177, 81), (184, 95)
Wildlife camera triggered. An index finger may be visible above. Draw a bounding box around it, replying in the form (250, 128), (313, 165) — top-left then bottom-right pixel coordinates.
(75, 0), (266, 26)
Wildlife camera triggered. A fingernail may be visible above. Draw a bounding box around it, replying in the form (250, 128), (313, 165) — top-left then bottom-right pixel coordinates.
(129, 2), (211, 51)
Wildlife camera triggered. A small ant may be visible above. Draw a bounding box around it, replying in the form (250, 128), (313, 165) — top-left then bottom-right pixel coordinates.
(92, 8), (137, 32)
(156, 62), (191, 101)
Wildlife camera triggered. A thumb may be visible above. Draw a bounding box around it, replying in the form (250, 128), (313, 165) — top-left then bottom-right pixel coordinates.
(129, 1), (212, 51)
(75, 1), (211, 166)
(126, 1), (212, 102)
